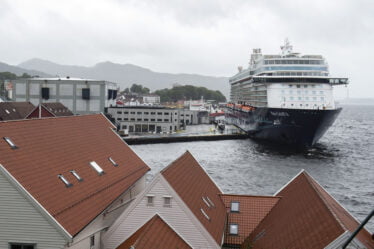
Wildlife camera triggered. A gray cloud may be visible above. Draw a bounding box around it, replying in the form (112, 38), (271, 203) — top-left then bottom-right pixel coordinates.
(0, 0), (373, 98)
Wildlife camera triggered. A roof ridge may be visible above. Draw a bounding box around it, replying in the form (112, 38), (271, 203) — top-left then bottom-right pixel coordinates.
(302, 172), (348, 231)
(160, 150), (190, 174)
(220, 193), (281, 199)
(245, 196), (283, 242)
(0, 113), (102, 124)
(133, 215), (158, 247)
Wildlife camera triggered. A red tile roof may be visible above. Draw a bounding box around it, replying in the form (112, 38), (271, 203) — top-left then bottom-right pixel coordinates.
(0, 114), (150, 236)
(161, 151), (227, 245)
(220, 194), (280, 246)
(116, 214), (192, 249)
(244, 171), (374, 249)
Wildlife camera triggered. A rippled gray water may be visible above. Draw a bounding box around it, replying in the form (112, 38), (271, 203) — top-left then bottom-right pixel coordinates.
(131, 105), (374, 232)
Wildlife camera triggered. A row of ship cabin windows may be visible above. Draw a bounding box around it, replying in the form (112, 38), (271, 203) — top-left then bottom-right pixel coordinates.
(263, 59), (324, 65)
(282, 90), (325, 95)
(273, 72), (328, 76)
(286, 84), (325, 88)
(284, 96), (326, 101)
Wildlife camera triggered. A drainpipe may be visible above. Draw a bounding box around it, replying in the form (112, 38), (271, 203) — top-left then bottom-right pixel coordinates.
(342, 209), (374, 249)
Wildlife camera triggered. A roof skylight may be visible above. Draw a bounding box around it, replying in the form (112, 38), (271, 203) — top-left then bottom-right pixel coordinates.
(5, 109), (10, 114)
(3, 137), (18, 149)
(89, 161), (105, 175)
(58, 174), (73, 188)
(200, 208), (210, 221)
(108, 157), (118, 166)
(202, 197), (211, 208)
(206, 196), (215, 207)
(70, 170), (83, 181)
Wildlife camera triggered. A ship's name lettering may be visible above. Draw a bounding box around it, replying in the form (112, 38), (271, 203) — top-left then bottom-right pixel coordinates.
(270, 111), (289, 117)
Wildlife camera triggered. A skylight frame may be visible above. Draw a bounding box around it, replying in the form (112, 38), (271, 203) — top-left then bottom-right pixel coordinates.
(89, 161), (105, 175)
(70, 170), (83, 182)
(108, 157), (118, 167)
(3, 137), (18, 149)
(58, 174), (73, 188)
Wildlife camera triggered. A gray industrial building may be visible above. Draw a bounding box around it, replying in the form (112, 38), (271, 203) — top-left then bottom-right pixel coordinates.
(106, 106), (208, 135)
(7, 77), (118, 115)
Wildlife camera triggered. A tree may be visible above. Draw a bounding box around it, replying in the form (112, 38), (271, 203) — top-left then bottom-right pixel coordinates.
(129, 84), (150, 94)
(154, 85), (226, 103)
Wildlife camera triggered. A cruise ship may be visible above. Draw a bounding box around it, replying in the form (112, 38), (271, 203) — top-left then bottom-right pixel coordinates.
(226, 39), (348, 147)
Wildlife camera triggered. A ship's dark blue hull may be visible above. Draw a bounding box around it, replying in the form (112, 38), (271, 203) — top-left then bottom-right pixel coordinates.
(226, 107), (342, 147)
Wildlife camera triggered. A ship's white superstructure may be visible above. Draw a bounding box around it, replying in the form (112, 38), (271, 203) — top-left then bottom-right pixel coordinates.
(230, 39), (348, 110)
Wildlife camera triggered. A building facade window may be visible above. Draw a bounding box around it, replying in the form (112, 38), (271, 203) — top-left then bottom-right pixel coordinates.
(146, 195), (154, 206)
(9, 243), (35, 249)
(163, 196), (172, 207)
(229, 224), (239, 235)
(230, 201), (240, 212)
(90, 235), (95, 248)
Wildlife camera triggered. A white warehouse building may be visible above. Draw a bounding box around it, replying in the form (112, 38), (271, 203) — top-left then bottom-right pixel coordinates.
(8, 77), (118, 115)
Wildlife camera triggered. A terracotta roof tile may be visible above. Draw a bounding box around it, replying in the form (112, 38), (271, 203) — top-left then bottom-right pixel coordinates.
(220, 194), (280, 246)
(161, 151), (227, 245)
(245, 171), (374, 249)
(0, 114), (150, 236)
(116, 214), (192, 249)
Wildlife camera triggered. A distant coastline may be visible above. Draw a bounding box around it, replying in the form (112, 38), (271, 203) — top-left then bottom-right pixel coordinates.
(337, 98), (374, 106)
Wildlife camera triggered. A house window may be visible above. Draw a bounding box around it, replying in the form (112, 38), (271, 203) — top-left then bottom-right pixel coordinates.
(9, 243), (35, 249)
(146, 195), (154, 206)
(90, 235), (95, 248)
(163, 196), (172, 207)
(229, 224), (239, 235)
(230, 202), (240, 212)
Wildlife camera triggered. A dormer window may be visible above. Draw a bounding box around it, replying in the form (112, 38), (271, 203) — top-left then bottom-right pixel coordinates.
(108, 157), (118, 166)
(89, 161), (104, 175)
(229, 224), (239, 235)
(230, 201), (240, 212)
(58, 174), (73, 188)
(70, 170), (83, 182)
(3, 137), (18, 149)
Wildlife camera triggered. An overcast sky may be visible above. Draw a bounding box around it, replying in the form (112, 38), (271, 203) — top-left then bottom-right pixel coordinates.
(0, 0), (373, 98)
